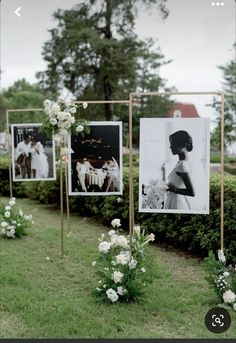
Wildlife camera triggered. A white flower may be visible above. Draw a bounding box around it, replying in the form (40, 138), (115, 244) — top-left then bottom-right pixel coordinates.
(218, 249), (226, 263)
(108, 229), (116, 236)
(92, 261), (97, 267)
(6, 229), (15, 238)
(96, 287), (102, 292)
(111, 219), (121, 228)
(46, 256), (50, 261)
(4, 211), (10, 218)
(223, 290), (236, 303)
(19, 209), (23, 217)
(70, 107), (77, 114)
(69, 116), (75, 124)
(44, 99), (52, 107)
(115, 251), (130, 265)
(141, 267), (146, 273)
(106, 288), (118, 302)
(98, 241), (110, 254)
(82, 102), (88, 109)
(1, 228), (6, 234)
(233, 303), (236, 311)
(117, 286), (127, 295)
(11, 220), (17, 225)
(9, 200), (15, 206)
(54, 134), (63, 143)
(49, 118), (58, 126)
(223, 272), (230, 277)
(128, 258), (137, 269)
(117, 197), (123, 203)
(133, 225), (141, 237)
(1, 221), (8, 227)
(117, 235), (129, 249)
(147, 233), (155, 242)
(23, 214), (32, 221)
(112, 271), (124, 283)
(51, 103), (60, 114)
(5, 205), (11, 211)
(60, 148), (69, 156)
(57, 111), (66, 122)
(76, 125), (84, 133)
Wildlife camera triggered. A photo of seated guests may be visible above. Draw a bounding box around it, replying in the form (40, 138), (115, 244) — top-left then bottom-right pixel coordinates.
(11, 124), (56, 182)
(68, 122), (123, 195)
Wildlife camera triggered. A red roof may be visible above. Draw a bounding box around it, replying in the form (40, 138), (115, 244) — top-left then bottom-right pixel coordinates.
(168, 103), (199, 118)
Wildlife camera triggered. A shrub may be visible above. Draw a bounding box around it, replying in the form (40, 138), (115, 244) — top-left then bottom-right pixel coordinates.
(1, 156), (235, 262)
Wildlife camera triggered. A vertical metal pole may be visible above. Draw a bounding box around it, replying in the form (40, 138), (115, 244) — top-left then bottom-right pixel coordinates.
(6, 111), (13, 198)
(128, 94), (134, 257)
(64, 158), (71, 234)
(220, 92), (225, 251)
(60, 152), (64, 258)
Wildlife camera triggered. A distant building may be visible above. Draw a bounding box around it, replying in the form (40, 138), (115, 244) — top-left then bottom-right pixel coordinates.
(168, 103), (199, 118)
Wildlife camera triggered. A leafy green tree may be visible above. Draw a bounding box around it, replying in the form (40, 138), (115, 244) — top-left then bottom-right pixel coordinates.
(37, 0), (172, 120)
(0, 79), (46, 131)
(211, 45), (236, 153)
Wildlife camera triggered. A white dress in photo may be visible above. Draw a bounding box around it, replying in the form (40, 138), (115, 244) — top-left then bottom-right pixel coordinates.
(164, 160), (191, 210)
(31, 142), (49, 178)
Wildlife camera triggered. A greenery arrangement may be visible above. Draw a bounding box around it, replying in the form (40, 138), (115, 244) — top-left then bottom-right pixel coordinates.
(0, 197), (33, 238)
(206, 250), (236, 311)
(93, 219), (155, 303)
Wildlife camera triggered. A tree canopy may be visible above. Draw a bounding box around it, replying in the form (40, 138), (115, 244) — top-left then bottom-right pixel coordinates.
(37, 0), (172, 120)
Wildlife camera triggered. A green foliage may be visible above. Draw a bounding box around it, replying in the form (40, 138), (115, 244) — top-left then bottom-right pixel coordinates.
(0, 79), (47, 131)
(93, 224), (154, 303)
(37, 0), (172, 120)
(1, 156), (235, 261)
(205, 251), (236, 310)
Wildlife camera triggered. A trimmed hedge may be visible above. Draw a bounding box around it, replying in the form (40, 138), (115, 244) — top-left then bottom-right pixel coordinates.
(1, 157), (235, 262)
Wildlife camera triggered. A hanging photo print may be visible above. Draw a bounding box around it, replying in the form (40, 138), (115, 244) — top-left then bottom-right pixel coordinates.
(12, 123), (56, 182)
(68, 121), (123, 196)
(139, 118), (210, 214)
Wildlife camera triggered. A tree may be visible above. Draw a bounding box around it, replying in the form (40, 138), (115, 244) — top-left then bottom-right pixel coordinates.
(37, 0), (171, 120)
(0, 79), (46, 131)
(211, 45), (236, 153)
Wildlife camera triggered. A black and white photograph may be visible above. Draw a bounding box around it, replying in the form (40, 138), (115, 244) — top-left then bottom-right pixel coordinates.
(12, 124), (56, 182)
(139, 118), (210, 214)
(68, 121), (123, 196)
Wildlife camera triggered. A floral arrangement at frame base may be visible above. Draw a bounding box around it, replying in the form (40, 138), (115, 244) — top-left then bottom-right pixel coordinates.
(206, 250), (236, 312)
(0, 198), (34, 238)
(92, 218), (155, 303)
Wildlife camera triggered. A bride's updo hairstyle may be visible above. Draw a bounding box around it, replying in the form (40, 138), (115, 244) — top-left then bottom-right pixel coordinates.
(170, 130), (193, 152)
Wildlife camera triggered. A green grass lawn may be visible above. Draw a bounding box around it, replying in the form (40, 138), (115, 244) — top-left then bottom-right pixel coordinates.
(0, 197), (235, 339)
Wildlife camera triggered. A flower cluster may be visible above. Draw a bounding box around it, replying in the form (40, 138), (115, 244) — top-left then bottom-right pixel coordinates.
(0, 198), (33, 238)
(93, 219), (155, 303)
(206, 250), (236, 311)
(42, 98), (89, 139)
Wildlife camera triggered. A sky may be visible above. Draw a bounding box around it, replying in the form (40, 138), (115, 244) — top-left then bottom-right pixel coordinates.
(1, 0), (235, 126)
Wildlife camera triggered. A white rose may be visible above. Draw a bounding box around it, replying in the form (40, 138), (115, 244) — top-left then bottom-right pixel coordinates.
(9, 200), (15, 206)
(112, 271), (124, 284)
(98, 241), (110, 254)
(117, 286), (127, 296)
(108, 230), (116, 236)
(133, 225), (141, 237)
(115, 251), (130, 265)
(106, 288), (118, 302)
(223, 272), (230, 277)
(44, 99), (52, 107)
(1, 221), (8, 227)
(19, 209), (23, 217)
(5, 205), (11, 211)
(57, 111), (66, 121)
(70, 116), (75, 124)
(82, 102), (88, 109)
(50, 118), (58, 126)
(4, 211), (10, 218)
(218, 249), (226, 263)
(51, 103), (60, 114)
(117, 235), (129, 249)
(91, 261), (97, 267)
(70, 107), (77, 114)
(111, 219), (121, 228)
(76, 125), (84, 133)
(223, 290), (236, 303)
(128, 258), (137, 270)
(141, 267), (146, 273)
